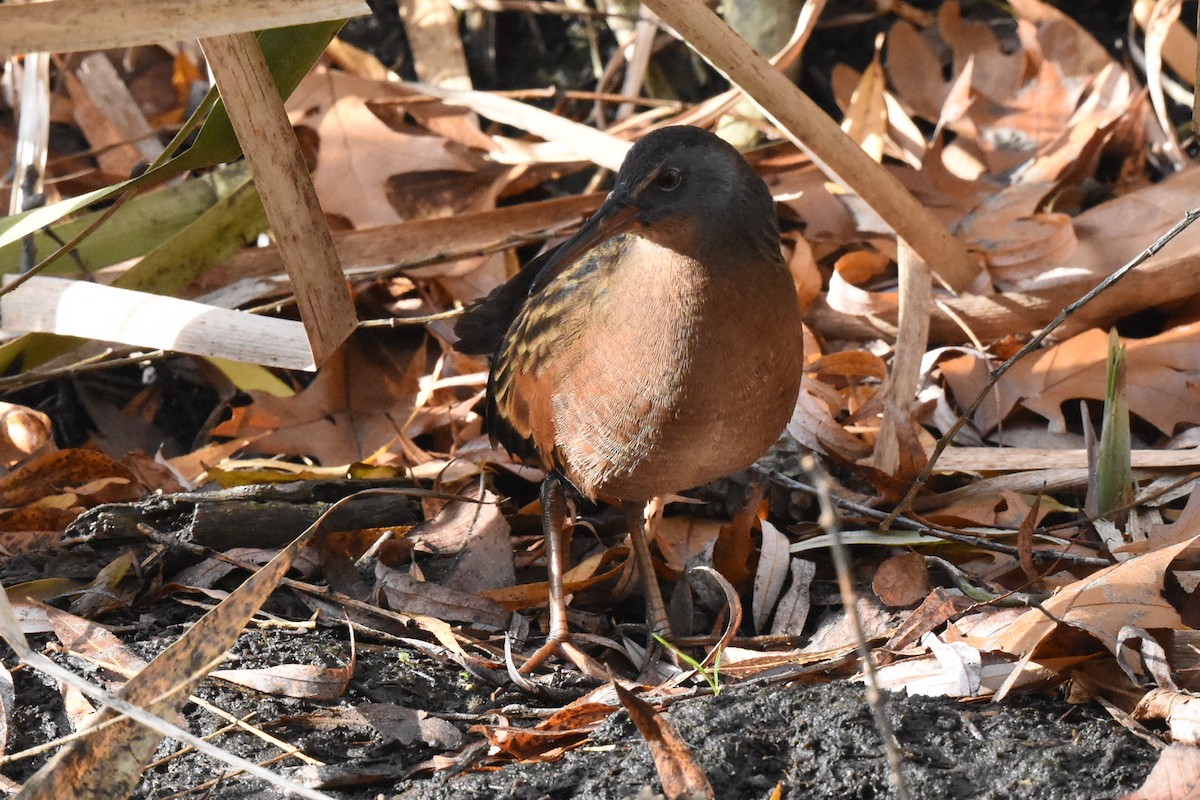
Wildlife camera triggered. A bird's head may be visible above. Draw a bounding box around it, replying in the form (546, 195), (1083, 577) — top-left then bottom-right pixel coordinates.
(530, 127), (781, 293)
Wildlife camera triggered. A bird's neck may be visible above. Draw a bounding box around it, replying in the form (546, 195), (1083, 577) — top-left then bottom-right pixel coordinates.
(643, 205), (783, 275)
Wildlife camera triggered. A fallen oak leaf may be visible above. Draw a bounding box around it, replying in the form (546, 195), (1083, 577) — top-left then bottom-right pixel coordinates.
(613, 681), (714, 800)
(479, 684), (619, 761)
(212, 335), (425, 466)
(941, 325), (1200, 436)
(1123, 743), (1200, 800)
(212, 659), (354, 701)
(0, 448), (137, 508)
(1136, 688), (1200, 746)
(980, 535), (1199, 663)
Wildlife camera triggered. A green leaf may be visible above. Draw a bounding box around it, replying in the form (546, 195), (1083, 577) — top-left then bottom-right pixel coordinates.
(0, 19), (345, 252)
(1096, 328), (1132, 517)
(207, 357), (294, 397)
(114, 174), (266, 295)
(0, 162), (252, 277)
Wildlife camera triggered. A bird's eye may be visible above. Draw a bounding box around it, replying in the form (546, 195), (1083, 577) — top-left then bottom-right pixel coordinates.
(655, 168), (682, 191)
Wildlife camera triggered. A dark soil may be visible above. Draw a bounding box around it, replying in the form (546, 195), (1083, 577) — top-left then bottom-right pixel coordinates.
(390, 682), (1155, 800)
(4, 613), (1158, 799)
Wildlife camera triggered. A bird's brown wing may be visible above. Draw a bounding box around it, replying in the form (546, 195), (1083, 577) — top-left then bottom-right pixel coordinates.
(453, 244), (560, 463)
(453, 216), (617, 357)
(453, 252), (547, 357)
(454, 236), (629, 468)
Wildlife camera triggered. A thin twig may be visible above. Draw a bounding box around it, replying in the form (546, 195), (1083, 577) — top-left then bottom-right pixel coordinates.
(770, 472), (1110, 567)
(802, 455), (909, 800)
(0, 347), (165, 392)
(887, 208), (1200, 526)
(357, 308), (463, 327)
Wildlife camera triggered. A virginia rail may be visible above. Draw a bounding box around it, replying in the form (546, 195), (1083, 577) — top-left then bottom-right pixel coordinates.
(455, 125), (804, 670)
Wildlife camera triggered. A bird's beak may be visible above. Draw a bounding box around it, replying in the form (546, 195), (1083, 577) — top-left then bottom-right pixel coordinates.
(529, 196), (640, 294)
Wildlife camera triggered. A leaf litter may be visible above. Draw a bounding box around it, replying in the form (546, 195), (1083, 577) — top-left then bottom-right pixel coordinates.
(0, 1), (1198, 797)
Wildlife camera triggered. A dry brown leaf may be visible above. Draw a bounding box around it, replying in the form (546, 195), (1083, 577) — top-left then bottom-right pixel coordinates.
(807, 349), (889, 382)
(954, 182), (1074, 279)
(1136, 687), (1200, 745)
(353, 703), (463, 748)
(212, 335), (425, 466)
(121, 451), (184, 495)
(0, 507), (77, 554)
(941, 325), (1200, 436)
(769, 558), (816, 637)
(8, 581), (88, 606)
(479, 549), (626, 612)
(614, 681), (714, 800)
(882, 587), (974, 656)
(898, 133), (989, 217)
(374, 564), (508, 629)
(288, 68), (491, 229)
(837, 41), (888, 163)
(405, 486), (515, 592)
(1124, 743), (1200, 800)
(736, 161), (1200, 346)
(872, 552), (930, 608)
(788, 380), (873, 462)
(885, 21), (947, 121)
(68, 552), (139, 619)
(786, 233), (823, 311)
(1133, 484), (1200, 555)
(1016, 495), (1041, 584)
(480, 684), (620, 760)
(770, 166), (857, 242)
(0, 448), (137, 508)
(709, 489), (760, 587)
(1009, 0), (1113, 77)
(0, 402), (54, 466)
(805, 596), (901, 653)
(654, 515), (723, 575)
(1019, 76), (1139, 185)
(938, 2), (1024, 104)
(982, 535), (1198, 662)
(47, 605), (147, 677)
(752, 519), (790, 633)
(212, 659), (354, 701)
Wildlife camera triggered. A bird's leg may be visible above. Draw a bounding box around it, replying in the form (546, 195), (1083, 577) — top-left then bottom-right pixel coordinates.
(623, 500), (672, 645)
(518, 474), (573, 673)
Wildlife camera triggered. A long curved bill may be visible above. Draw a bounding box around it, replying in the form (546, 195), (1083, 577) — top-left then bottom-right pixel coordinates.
(528, 197), (641, 295)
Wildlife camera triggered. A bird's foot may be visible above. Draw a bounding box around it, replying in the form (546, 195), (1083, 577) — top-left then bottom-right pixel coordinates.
(506, 632), (608, 684)
(515, 633), (569, 674)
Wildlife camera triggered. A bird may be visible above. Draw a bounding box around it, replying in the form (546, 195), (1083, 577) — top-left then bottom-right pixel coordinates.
(454, 125), (804, 671)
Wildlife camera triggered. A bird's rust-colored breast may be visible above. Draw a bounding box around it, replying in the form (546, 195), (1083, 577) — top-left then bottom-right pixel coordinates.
(497, 233), (803, 502)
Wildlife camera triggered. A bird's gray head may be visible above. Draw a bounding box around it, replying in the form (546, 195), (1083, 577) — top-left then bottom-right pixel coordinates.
(609, 126), (781, 261)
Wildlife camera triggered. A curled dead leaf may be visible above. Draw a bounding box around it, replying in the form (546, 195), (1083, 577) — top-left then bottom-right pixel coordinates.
(872, 552), (930, 608)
